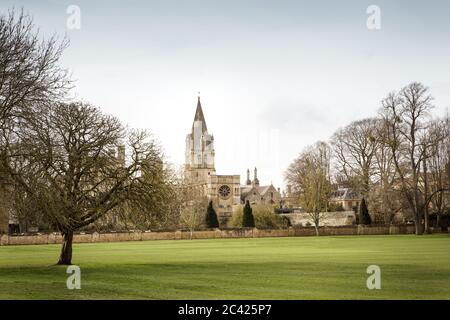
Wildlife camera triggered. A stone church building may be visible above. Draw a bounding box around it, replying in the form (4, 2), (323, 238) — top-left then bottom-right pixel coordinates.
(184, 96), (281, 225)
(240, 168), (282, 206)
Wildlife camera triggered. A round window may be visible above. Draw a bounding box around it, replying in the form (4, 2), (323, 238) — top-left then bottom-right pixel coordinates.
(218, 185), (231, 199)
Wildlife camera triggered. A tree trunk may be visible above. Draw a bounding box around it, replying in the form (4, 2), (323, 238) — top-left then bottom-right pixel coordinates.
(314, 220), (319, 236)
(414, 213), (423, 235)
(57, 231), (74, 265)
(423, 156), (430, 234)
(424, 212), (430, 234)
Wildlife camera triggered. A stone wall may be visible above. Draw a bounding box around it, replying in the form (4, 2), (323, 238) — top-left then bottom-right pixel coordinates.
(0, 224), (435, 246)
(282, 211), (357, 227)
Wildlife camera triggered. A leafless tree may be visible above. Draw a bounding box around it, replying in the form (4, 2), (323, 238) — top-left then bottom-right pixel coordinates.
(285, 141), (332, 235)
(2, 102), (164, 264)
(179, 187), (208, 239)
(0, 9), (70, 126)
(0, 9), (71, 234)
(331, 118), (380, 198)
(370, 119), (402, 224)
(426, 116), (450, 228)
(380, 82), (439, 234)
(115, 161), (181, 231)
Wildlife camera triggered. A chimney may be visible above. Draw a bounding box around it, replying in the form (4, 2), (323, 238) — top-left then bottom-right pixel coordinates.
(253, 167), (260, 187)
(246, 168), (251, 185)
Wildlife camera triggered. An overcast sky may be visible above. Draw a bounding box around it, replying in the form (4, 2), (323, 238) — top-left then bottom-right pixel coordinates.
(1, 0), (449, 189)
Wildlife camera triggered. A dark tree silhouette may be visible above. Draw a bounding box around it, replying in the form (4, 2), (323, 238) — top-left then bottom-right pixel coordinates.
(243, 200), (255, 228)
(359, 198), (372, 225)
(205, 200), (219, 228)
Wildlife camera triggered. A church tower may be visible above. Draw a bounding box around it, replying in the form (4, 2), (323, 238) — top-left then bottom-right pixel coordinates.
(185, 96), (216, 184)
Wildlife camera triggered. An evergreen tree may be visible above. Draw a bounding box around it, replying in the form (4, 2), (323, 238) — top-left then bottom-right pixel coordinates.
(359, 198), (372, 225)
(205, 200), (219, 228)
(242, 200), (255, 228)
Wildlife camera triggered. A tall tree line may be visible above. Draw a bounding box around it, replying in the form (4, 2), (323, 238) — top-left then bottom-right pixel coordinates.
(286, 82), (450, 235)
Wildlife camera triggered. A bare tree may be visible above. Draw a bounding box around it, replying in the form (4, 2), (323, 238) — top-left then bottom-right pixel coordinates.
(331, 118), (380, 198)
(371, 119), (402, 224)
(179, 188), (208, 239)
(426, 117), (450, 228)
(0, 9), (70, 126)
(2, 102), (164, 264)
(285, 141), (332, 235)
(0, 9), (71, 235)
(117, 161), (181, 231)
(380, 82), (437, 234)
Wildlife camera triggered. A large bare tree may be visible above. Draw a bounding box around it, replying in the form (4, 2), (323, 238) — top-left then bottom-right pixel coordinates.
(2, 102), (164, 264)
(285, 141), (332, 235)
(371, 119), (402, 224)
(0, 9), (70, 126)
(0, 9), (70, 234)
(426, 117), (450, 228)
(380, 82), (438, 234)
(118, 162), (181, 231)
(331, 118), (380, 198)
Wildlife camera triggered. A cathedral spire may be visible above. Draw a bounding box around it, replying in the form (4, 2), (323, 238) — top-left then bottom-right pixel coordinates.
(192, 94), (208, 134)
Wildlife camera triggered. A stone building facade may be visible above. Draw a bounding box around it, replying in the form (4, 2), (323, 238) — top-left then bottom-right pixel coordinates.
(184, 97), (241, 225)
(329, 188), (362, 211)
(240, 168), (281, 206)
(184, 96), (282, 225)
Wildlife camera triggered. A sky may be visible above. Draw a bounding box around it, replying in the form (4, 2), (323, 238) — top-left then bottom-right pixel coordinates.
(1, 0), (449, 190)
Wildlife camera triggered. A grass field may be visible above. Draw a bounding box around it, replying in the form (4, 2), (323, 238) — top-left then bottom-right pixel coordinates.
(0, 235), (449, 299)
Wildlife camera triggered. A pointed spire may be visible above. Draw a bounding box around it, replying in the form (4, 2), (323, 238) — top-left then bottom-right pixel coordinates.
(192, 94), (208, 134)
(246, 168), (251, 185)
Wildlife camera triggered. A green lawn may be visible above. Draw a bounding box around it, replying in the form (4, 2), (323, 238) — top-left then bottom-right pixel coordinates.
(0, 235), (449, 299)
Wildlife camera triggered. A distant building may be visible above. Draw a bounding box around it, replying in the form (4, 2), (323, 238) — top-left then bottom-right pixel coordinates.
(329, 188), (362, 211)
(240, 168), (281, 205)
(184, 96), (241, 225)
(280, 184), (299, 208)
(184, 96), (281, 225)
(281, 211), (357, 227)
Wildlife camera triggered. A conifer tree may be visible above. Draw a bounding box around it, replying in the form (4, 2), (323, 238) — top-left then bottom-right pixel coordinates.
(359, 198), (372, 225)
(243, 200), (255, 228)
(205, 200), (219, 228)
